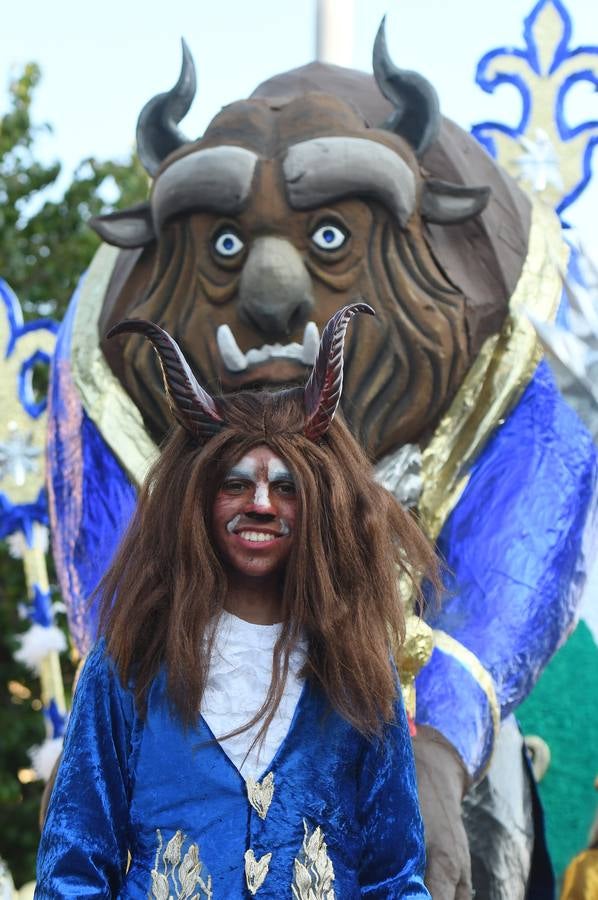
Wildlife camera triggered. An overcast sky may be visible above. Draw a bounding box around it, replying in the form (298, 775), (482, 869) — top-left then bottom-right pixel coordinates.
(1, 0), (597, 256)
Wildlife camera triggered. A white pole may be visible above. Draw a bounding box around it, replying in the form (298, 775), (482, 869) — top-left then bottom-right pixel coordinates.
(315, 0), (355, 67)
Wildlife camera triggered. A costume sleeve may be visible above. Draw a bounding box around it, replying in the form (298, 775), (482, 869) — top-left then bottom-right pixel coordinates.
(415, 363), (598, 780)
(35, 641), (134, 898)
(357, 692), (430, 899)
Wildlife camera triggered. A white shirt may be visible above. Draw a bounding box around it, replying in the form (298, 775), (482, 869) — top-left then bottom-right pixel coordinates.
(201, 611), (307, 781)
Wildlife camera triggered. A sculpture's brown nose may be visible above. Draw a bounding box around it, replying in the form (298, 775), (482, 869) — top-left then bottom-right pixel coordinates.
(238, 237), (315, 338)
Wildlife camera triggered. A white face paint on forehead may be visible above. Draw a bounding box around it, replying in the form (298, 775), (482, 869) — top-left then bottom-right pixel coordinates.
(267, 457), (294, 483)
(227, 455), (258, 482)
(226, 451), (294, 508)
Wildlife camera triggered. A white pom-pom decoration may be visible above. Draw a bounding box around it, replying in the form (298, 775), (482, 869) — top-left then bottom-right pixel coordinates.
(6, 524), (49, 559)
(16, 882), (36, 900)
(0, 855), (15, 900)
(13, 624), (66, 673)
(29, 736), (64, 782)
(6, 532), (26, 560)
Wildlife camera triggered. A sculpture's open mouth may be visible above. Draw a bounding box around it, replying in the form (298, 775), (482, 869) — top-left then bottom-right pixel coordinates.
(216, 322), (320, 374)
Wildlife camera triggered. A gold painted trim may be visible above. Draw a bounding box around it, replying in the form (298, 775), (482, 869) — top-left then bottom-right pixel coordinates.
(433, 629), (500, 776)
(419, 199), (568, 539)
(70, 244), (158, 485)
(22, 530), (67, 713)
(392, 613), (434, 719)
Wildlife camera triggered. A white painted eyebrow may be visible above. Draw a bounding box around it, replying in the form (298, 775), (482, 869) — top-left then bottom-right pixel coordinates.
(268, 467), (294, 481)
(267, 457), (294, 482)
(226, 466), (294, 482)
(226, 465), (257, 480)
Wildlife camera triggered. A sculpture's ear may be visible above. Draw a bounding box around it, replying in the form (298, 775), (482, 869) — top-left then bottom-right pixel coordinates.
(421, 179), (491, 225)
(89, 203), (155, 248)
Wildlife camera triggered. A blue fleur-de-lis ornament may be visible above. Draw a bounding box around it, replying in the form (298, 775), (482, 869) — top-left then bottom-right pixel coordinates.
(0, 278), (58, 539)
(1, 278), (67, 777)
(471, 0), (598, 221)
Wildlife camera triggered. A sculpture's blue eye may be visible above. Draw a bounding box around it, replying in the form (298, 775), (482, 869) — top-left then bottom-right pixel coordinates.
(213, 230), (244, 257)
(311, 223), (348, 251)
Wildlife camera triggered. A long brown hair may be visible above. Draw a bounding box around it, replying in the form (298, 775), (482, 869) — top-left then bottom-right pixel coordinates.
(98, 387), (438, 739)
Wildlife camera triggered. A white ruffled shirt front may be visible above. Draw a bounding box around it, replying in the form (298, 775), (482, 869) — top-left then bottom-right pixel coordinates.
(201, 611), (307, 781)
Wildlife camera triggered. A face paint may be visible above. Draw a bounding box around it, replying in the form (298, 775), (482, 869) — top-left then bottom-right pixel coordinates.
(268, 457), (294, 482)
(254, 478), (270, 510)
(226, 514), (242, 535)
(223, 452), (294, 521)
(212, 446), (297, 583)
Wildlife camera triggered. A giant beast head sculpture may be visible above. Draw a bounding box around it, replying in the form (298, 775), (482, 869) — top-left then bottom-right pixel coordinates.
(93, 23), (530, 460)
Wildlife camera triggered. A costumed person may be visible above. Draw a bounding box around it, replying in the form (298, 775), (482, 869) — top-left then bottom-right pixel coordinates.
(35, 305), (437, 899)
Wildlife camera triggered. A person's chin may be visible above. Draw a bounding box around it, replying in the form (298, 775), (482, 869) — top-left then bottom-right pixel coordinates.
(235, 551), (289, 578)
(237, 562), (282, 580)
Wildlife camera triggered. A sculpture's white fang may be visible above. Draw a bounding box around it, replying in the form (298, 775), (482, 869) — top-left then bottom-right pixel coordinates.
(217, 324), (247, 372)
(216, 322), (320, 372)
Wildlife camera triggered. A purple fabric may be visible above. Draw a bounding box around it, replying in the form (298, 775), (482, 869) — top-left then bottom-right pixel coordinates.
(47, 278), (137, 653)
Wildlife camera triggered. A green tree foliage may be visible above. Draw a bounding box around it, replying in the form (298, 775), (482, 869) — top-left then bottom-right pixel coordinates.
(0, 62), (147, 886)
(0, 61), (148, 321)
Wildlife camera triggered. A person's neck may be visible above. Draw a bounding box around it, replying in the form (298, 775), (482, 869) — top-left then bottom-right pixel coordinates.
(224, 574), (283, 625)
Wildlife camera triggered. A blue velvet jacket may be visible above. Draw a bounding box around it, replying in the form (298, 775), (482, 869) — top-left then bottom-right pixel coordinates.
(35, 643), (429, 899)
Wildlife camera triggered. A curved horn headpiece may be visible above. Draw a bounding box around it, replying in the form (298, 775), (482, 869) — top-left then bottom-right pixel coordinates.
(136, 38), (197, 177)
(304, 303), (375, 442)
(372, 17), (440, 157)
(106, 319), (224, 442)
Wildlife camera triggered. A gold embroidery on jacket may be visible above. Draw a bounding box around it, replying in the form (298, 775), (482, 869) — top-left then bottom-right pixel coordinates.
(244, 848), (272, 895)
(246, 771), (275, 820)
(291, 820), (336, 899)
(149, 829), (213, 899)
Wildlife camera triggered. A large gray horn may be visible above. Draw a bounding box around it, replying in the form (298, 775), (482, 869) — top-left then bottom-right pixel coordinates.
(304, 303), (375, 442)
(373, 17), (441, 157)
(136, 38), (197, 177)
(106, 319), (224, 442)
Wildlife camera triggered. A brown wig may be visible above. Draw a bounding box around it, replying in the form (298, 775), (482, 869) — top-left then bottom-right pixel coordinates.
(97, 387), (438, 740)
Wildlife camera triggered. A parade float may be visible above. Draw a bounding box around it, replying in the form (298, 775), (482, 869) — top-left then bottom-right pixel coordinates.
(1, 0), (597, 896)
